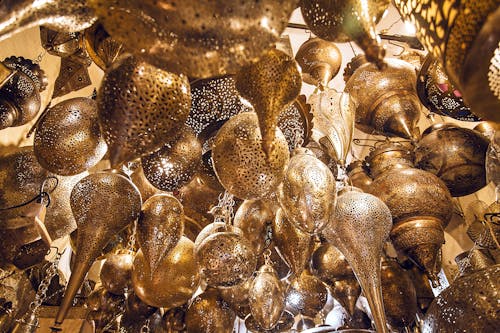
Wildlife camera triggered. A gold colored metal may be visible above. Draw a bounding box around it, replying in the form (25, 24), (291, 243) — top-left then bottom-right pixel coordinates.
(185, 288), (236, 333)
(273, 208), (315, 276)
(486, 131), (500, 187)
(285, 270), (328, 318)
(39, 27), (82, 58)
(235, 49), (302, 155)
(100, 251), (134, 295)
(300, 0), (389, 67)
(474, 121), (499, 138)
(88, 0), (297, 78)
(141, 125), (202, 192)
(249, 264), (285, 330)
(380, 258), (417, 328)
(278, 95), (314, 151)
(455, 248), (495, 277)
(212, 112), (290, 200)
(322, 189), (392, 333)
(309, 89), (355, 166)
(52, 56), (92, 98)
(195, 231), (256, 288)
(137, 194), (184, 275)
(131, 237), (199, 309)
(124, 292), (156, 320)
(244, 310), (295, 333)
(278, 147), (336, 234)
(415, 124), (490, 197)
(97, 55), (191, 167)
(346, 161), (372, 193)
(256, 241), (292, 281)
(423, 265), (500, 332)
(365, 141), (414, 179)
(34, 97), (107, 176)
(219, 278), (252, 319)
(0, 62), (14, 89)
(129, 165), (162, 202)
(393, 0), (500, 123)
(84, 23), (123, 70)
(194, 222), (242, 250)
(416, 55), (479, 122)
(0, 57), (45, 130)
(295, 38), (342, 88)
(344, 58), (421, 141)
(0, 0), (96, 43)
(233, 200), (275, 256)
(54, 171), (141, 327)
(368, 158), (453, 283)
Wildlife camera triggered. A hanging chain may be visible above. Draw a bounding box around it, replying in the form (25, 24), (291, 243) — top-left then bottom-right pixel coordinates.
(212, 191), (235, 226)
(263, 248), (272, 266)
(140, 319), (151, 333)
(126, 219), (138, 251)
(292, 124), (304, 149)
(33, 50), (46, 64)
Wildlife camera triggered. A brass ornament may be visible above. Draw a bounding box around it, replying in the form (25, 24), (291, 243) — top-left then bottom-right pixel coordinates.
(235, 48), (302, 155)
(346, 161), (372, 193)
(233, 200), (275, 256)
(124, 292), (157, 320)
(132, 237), (199, 309)
(129, 165), (163, 202)
(39, 27), (82, 58)
(486, 130), (500, 187)
(322, 189), (392, 333)
(455, 248), (495, 277)
(137, 194), (185, 275)
(141, 125), (202, 192)
(310, 243), (361, 316)
(423, 265), (500, 332)
(278, 147), (336, 234)
(194, 222), (242, 249)
(365, 141), (414, 179)
(300, 0), (389, 67)
(0, 57), (45, 130)
(344, 58), (421, 141)
(54, 171), (141, 327)
(256, 241), (292, 281)
(218, 278), (252, 319)
(195, 231), (256, 288)
(249, 264), (285, 330)
(244, 310), (295, 333)
(52, 56), (92, 98)
(84, 22), (124, 70)
(285, 270), (328, 318)
(277, 95), (314, 151)
(97, 55), (191, 167)
(273, 208), (315, 276)
(34, 97), (107, 176)
(100, 251), (134, 295)
(416, 54), (479, 121)
(88, 0), (298, 78)
(380, 258), (417, 329)
(295, 38), (342, 88)
(415, 123), (490, 197)
(309, 89), (355, 166)
(163, 305), (188, 332)
(185, 288), (236, 333)
(211, 112), (290, 200)
(393, 0), (500, 123)
(0, 0), (97, 43)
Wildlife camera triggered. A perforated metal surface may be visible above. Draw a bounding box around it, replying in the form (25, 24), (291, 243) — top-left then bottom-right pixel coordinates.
(185, 288), (236, 332)
(84, 23), (124, 70)
(89, 0), (298, 78)
(141, 126), (202, 192)
(212, 112), (289, 200)
(285, 271), (328, 318)
(34, 97), (107, 176)
(97, 55), (191, 167)
(195, 231), (256, 288)
(235, 48), (302, 154)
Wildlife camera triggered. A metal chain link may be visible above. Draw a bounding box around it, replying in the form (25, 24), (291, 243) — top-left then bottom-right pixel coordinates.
(263, 248), (272, 266)
(212, 191), (235, 226)
(29, 249), (63, 312)
(33, 50), (46, 64)
(140, 319), (151, 333)
(292, 124), (305, 149)
(126, 219), (138, 251)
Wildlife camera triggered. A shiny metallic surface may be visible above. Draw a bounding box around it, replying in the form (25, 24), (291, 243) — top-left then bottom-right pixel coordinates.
(278, 95), (314, 151)
(346, 161), (372, 192)
(129, 165), (162, 202)
(344, 58), (421, 140)
(132, 237), (199, 309)
(218, 278), (252, 319)
(394, 0), (500, 123)
(0, 0), (96, 43)
(100, 251), (134, 295)
(455, 248), (495, 277)
(300, 0), (389, 67)
(423, 265), (500, 332)
(212, 112), (290, 200)
(141, 125), (202, 192)
(124, 291), (157, 320)
(244, 310), (295, 333)
(54, 171), (141, 326)
(380, 259), (417, 328)
(195, 231), (256, 288)
(416, 55), (479, 121)
(185, 288), (235, 333)
(34, 97), (107, 175)
(285, 270), (328, 317)
(365, 141), (414, 179)
(486, 130), (500, 187)
(273, 208), (315, 276)
(89, 0), (298, 78)
(233, 199), (274, 256)
(249, 264), (285, 330)
(278, 147), (336, 234)
(97, 55), (191, 167)
(322, 189), (392, 333)
(84, 22), (123, 70)
(40, 26), (82, 58)
(235, 49), (301, 155)
(415, 124), (489, 197)
(137, 194), (184, 275)
(295, 38), (342, 88)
